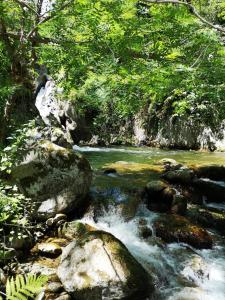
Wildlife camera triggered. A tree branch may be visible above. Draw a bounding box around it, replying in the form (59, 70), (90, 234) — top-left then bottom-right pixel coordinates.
(26, 0), (74, 40)
(6, 31), (91, 45)
(12, 0), (38, 15)
(142, 0), (225, 34)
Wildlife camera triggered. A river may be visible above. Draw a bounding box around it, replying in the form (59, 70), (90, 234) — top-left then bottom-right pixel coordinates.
(74, 145), (225, 300)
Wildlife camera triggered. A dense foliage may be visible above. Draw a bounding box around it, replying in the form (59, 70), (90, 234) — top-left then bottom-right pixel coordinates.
(0, 0), (224, 136)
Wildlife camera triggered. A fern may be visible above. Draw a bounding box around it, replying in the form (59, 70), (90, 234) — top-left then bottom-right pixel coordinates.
(4, 274), (48, 300)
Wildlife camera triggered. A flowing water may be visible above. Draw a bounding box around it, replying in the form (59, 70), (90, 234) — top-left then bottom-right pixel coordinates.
(75, 146), (225, 300)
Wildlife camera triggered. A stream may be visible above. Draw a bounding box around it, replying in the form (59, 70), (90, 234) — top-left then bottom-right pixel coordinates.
(74, 145), (225, 300)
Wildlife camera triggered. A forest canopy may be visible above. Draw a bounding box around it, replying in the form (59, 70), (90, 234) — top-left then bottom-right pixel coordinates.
(0, 0), (225, 141)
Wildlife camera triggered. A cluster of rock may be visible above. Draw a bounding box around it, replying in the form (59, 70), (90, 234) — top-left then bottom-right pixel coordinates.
(142, 159), (225, 249)
(1, 76), (225, 298)
(10, 219), (153, 300)
(0, 79), (155, 299)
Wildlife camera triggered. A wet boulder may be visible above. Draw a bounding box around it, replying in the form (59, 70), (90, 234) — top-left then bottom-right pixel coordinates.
(145, 180), (175, 212)
(195, 164), (225, 181)
(182, 188), (203, 205)
(138, 219), (153, 239)
(181, 256), (209, 285)
(188, 205), (225, 236)
(193, 178), (225, 202)
(171, 195), (187, 215)
(57, 231), (153, 300)
(118, 194), (142, 221)
(162, 169), (194, 185)
(58, 221), (96, 240)
(11, 141), (92, 220)
(154, 214), (213, 249)
(157, 158), (183, 171)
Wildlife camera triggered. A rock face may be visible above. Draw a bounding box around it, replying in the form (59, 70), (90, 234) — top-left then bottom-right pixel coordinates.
(35, 79), (77, 145)
(11, 141), (92, 220)
(57, 231), (153, 300)
(154, 214), (213, 249)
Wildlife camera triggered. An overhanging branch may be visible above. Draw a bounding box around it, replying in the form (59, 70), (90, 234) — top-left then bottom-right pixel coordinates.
(7, 31), (91, 45)
(12, 0), (38, 15)
(142, 0), (225, 34)
(26, 0), (75, 39)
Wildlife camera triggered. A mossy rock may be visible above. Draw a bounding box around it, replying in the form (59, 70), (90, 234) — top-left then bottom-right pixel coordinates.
(154, 214), (213, 249)
(145, 180), (175, 212)
(11, 141), (92, 220)
(57, 230), (154, 300)
(171, 195), (187, 215)
(162, 169), (194, 185)
(193, 178), (225, 202)
(58, 221), (96, 240)
(188, 205), (225, 236)
(194, 164), (225, 181)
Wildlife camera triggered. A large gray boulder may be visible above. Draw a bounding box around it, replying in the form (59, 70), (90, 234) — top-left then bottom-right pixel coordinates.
(11, 141), (92, 220)
(57, 231), (153, 300)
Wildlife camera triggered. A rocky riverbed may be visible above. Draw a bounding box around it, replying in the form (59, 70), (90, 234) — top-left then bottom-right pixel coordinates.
(1, 144), (225, 300)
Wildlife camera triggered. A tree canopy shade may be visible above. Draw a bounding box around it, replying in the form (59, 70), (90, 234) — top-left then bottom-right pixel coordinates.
(0, 0), (225, 142)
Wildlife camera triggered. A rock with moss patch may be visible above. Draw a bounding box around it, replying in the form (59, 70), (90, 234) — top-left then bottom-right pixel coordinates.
(11, 141), (92, 220)
(188, 205), (225, 235)
(195, 164), (225, 181)
(171, 195), (187, 215)
(58, 221), (96, 240)
(154, 214), (213, 249)
(57, 230), (154, 300)
(193, 178), (225, 202)
(145, 180), (175, 212)
(157, 158), (183, 171)
(162, 169), (194, 185)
